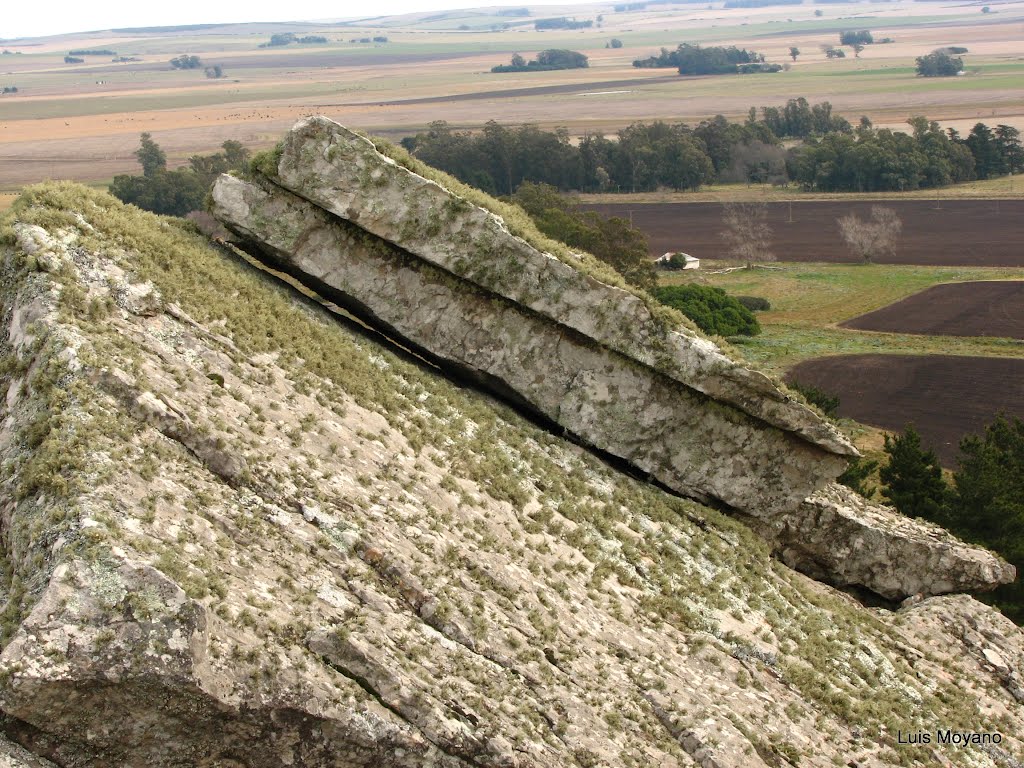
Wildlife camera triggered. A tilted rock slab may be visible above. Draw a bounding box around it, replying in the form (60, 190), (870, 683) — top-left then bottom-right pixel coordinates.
(746, 483), (1017, 600)
(213, 174), (841, 517)
(271, 117), (855, 460)
(211, 174), (1015, 598)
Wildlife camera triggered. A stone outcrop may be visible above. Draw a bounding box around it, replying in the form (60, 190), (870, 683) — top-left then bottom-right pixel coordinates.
(271, 117), (855, 458)
(749, 483), (1018, 600)
(1, 182), (1022, 767)
(212, 174), (846, 517)
(211, 119), (1013, 601)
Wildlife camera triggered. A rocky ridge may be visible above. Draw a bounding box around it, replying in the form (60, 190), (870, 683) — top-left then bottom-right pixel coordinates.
(212, 116), (1013, 601)
(0, 180), (1021, 766)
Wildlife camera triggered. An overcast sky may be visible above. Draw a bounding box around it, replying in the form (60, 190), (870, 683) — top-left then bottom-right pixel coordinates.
(3, 0), (589, 40)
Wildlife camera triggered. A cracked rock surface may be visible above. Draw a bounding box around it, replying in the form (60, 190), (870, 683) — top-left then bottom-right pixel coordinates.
(1, 183), (1022, 767)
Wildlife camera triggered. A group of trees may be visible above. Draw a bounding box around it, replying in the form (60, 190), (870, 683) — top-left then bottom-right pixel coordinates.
(260, 33), (328, 47)
(511, 182), (656, 291)
(491, 49), (588, 73)
(400, 119), (739, 195)
(633, 43), (773, 75)
(653, 285), (761, 336)
(169, 55), (202, 70)
(400, 101), (1022, 196)
(109, 133), (249, 217)
(792, 117), (1022, 191)
(875, 420), (1024, 623)
(535, 17), (592, 30)
(916, 50), (964, 77)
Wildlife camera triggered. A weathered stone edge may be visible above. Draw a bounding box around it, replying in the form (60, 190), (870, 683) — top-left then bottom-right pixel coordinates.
(742, 483), (1016, 599)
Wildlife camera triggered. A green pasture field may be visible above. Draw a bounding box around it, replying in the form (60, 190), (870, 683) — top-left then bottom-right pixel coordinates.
(661, 264), (1024, 372)
(0, 83), (352, 121)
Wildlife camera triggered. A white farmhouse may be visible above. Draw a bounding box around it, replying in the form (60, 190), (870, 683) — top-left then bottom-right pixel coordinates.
(656, 252), (700, 270)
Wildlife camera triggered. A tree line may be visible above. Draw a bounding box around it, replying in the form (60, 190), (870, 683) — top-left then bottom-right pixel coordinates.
(400, 101), (1023, 195)
(492, 49), (588, 73)
(632, 43), (772, 75)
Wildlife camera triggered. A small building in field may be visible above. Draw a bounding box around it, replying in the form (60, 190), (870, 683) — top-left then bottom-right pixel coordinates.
(657, 252), (700, 270)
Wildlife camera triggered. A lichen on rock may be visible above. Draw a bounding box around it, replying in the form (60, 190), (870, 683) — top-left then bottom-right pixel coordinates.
(0, 181), (1020, 767)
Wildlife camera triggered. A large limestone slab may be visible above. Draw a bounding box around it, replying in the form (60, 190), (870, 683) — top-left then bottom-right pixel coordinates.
(211, 175), (1016, 600)
(270, 116), (856, 460)
(743, 483), (1017, 600)
(212, 174), (843, 516)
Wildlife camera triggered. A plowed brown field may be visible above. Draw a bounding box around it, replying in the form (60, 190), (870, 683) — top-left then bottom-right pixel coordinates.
(786, 354), (1024, 465)
(840, 281), (1024, 338)
(580, 200), (1024, 266)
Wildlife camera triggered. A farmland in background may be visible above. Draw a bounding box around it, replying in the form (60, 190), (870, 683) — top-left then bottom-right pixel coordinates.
(3, 0), (1024, 463)
(2, 0), (1024, 190)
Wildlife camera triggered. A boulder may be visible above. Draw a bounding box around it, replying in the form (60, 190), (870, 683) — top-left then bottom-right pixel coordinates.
(743, 482), (1017, 599)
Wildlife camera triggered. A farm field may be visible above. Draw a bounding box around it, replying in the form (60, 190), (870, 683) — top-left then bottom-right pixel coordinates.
(2, 0), (1024, 190)
(786, 354), (1024, 465)
(580, 199), (1024, 265)
(683, 261), (1024, 459)
(840, 280), (1024, 338)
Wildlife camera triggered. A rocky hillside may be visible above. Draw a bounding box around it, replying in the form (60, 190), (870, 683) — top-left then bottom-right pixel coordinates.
(0, 175), (1021, 767)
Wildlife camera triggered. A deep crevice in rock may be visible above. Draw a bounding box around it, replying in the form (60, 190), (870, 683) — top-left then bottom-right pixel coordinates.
(223, 236), (725, 512)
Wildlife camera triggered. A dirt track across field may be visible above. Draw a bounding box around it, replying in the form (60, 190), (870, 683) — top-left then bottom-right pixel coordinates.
(786, 354), (1024, 465)
(580, 200), (1024, 266)
(841, 281), (1024, 338)
(336, 75), (683, 106)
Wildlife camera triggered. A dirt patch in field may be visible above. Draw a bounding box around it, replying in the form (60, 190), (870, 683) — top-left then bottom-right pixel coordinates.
(580, 199), (1024, 266)
(841, 281), (1024, 338)
(338, 75), (683, 106)
(786, 354), (1024, 465)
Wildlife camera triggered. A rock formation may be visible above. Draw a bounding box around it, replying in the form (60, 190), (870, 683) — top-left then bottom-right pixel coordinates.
(211, 117), (1013, 601)
(0, 177), (1020, 765)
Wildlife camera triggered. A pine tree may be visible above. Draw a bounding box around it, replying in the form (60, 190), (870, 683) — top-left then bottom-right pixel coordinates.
(951, 415), (1024, 624)
(879, 425), (949, 522)
(134, 133), (166, 178)
(953, 415), (1024, 552)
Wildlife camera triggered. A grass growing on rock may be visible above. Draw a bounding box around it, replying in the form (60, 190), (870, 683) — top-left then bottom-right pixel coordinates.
(0, 183), (1019, 764)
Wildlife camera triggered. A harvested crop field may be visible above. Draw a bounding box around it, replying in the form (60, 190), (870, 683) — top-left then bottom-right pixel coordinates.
(580, 200), (1024, 266)
(841, 281), (1024, 339)
(341, 75), (683, 106)
(786, 354), (1024, 465)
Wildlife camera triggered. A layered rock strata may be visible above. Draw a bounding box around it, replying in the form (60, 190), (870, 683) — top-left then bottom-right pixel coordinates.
(212, 174), (844, 516)
(271, 117), (855, 458)
(212, 127), (1014, 600)
(2, 183), (1022, 767)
